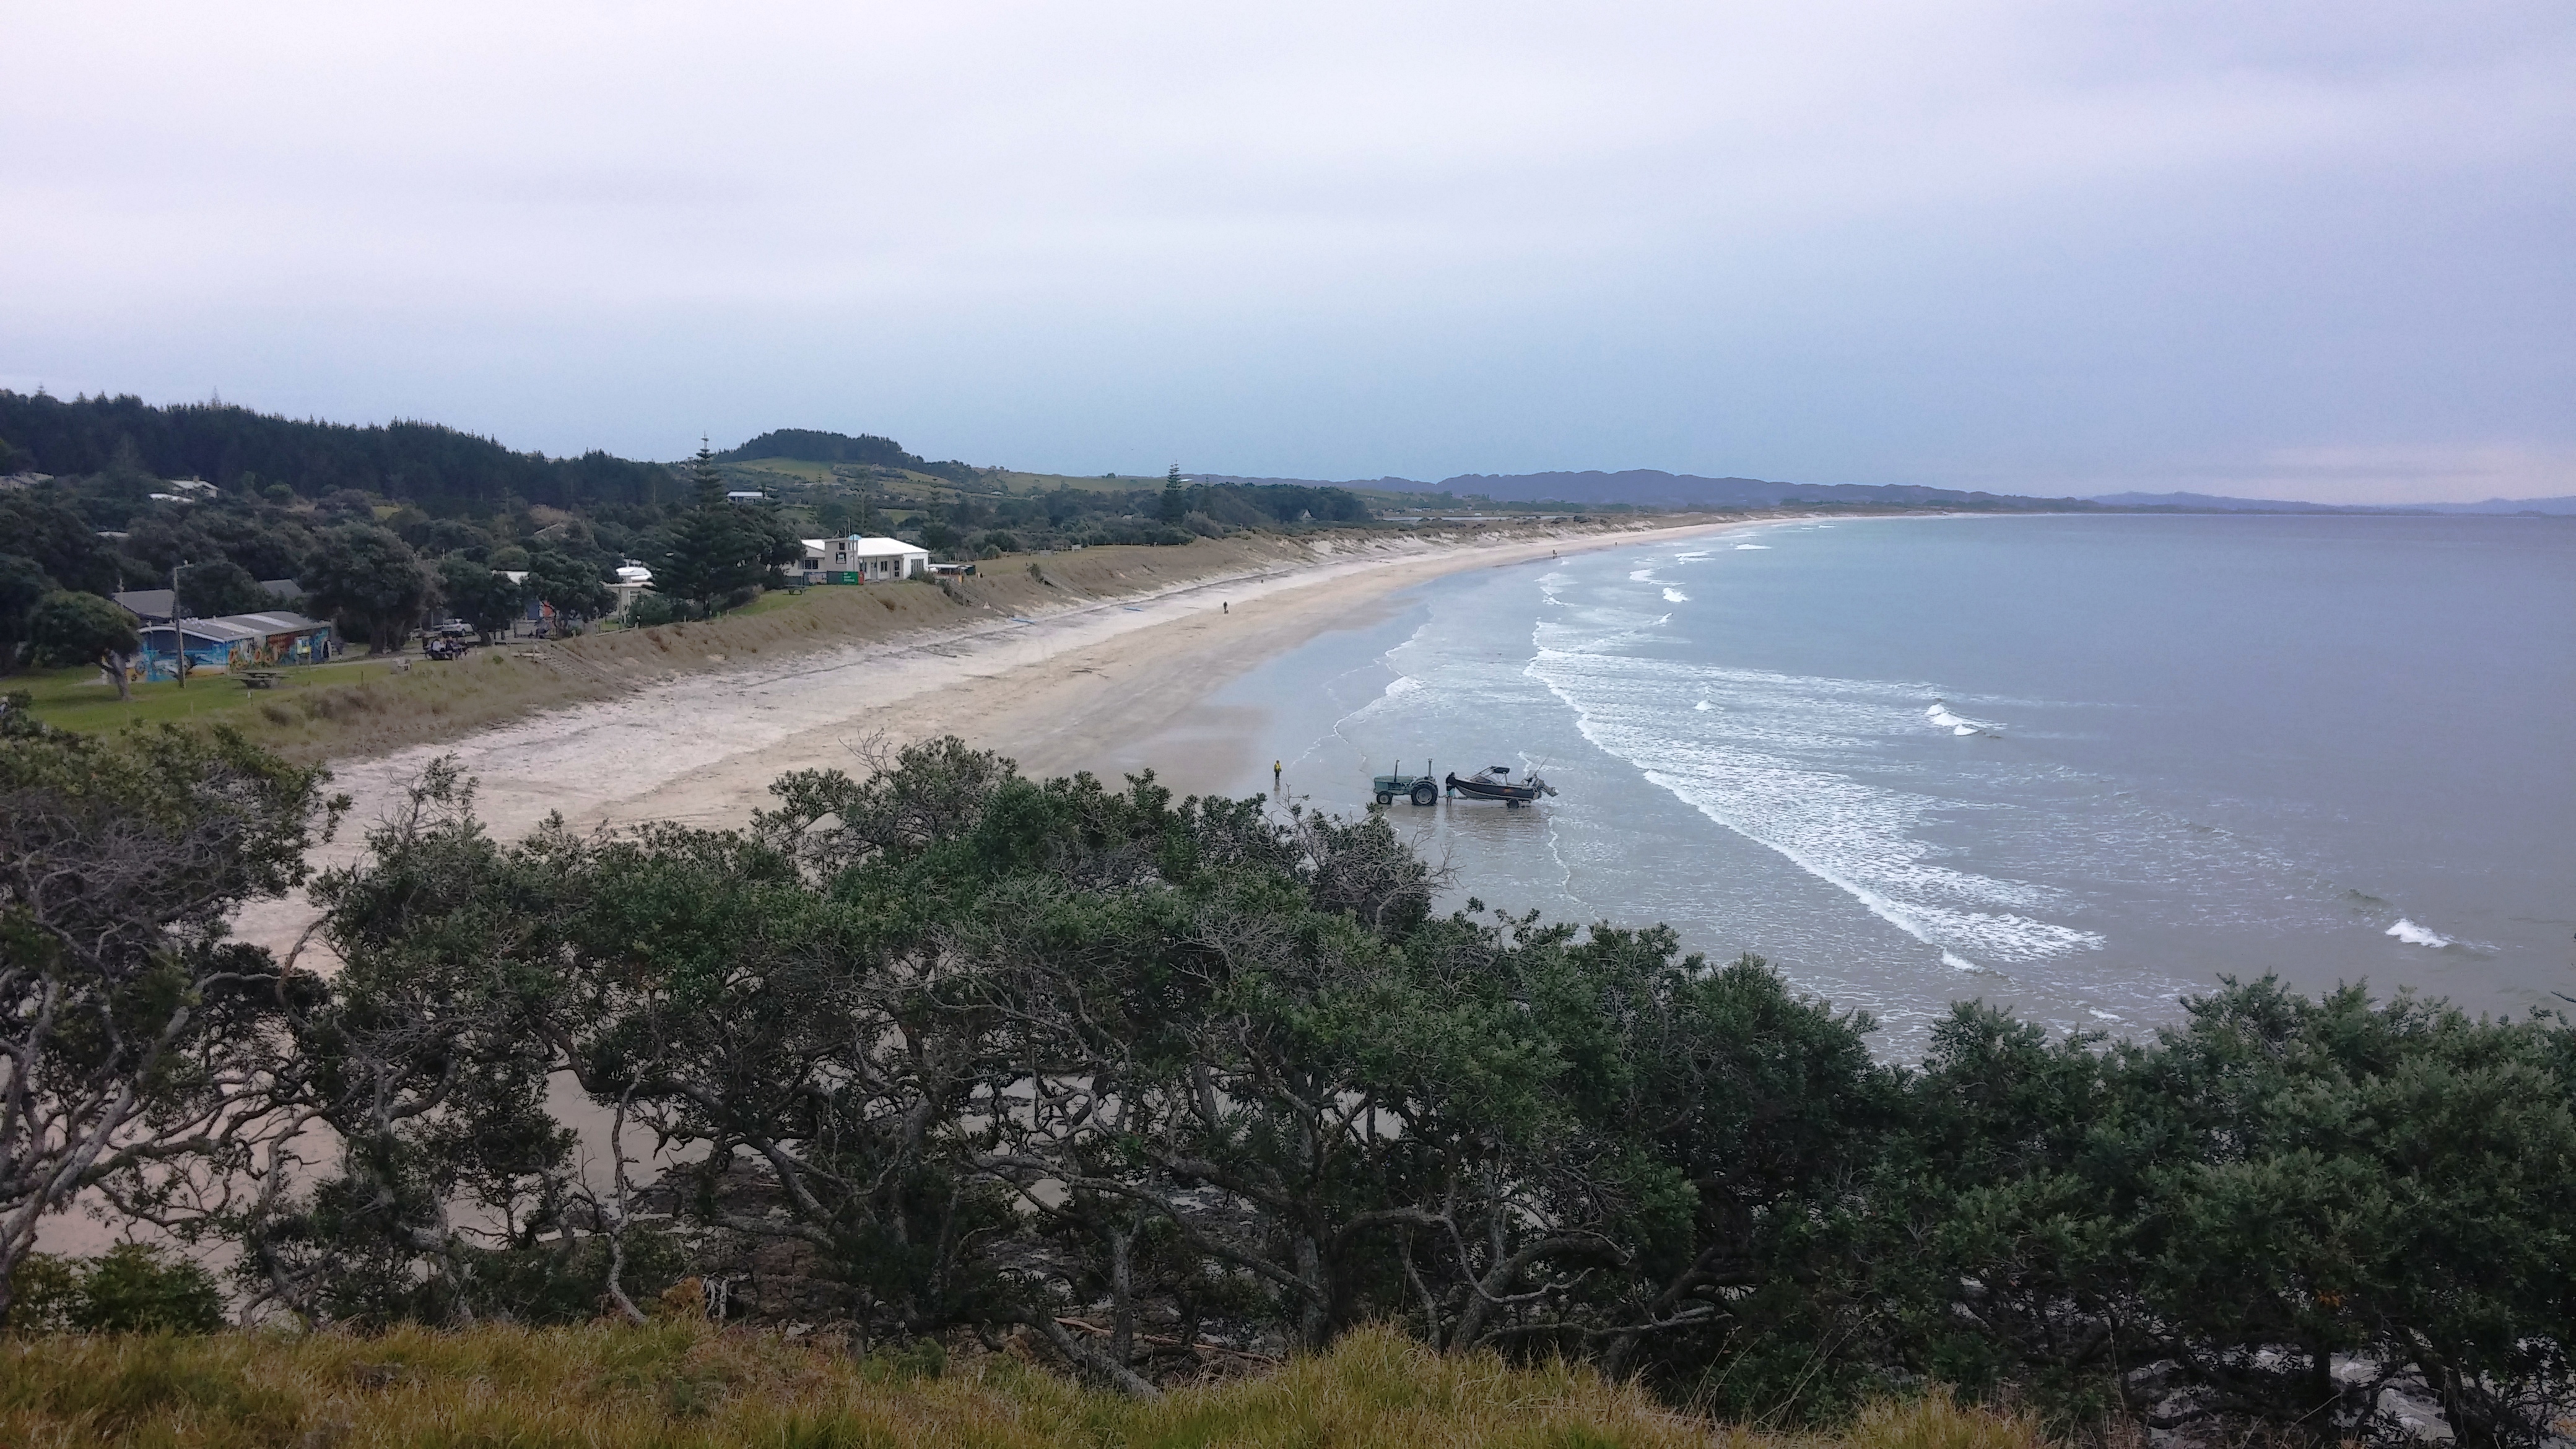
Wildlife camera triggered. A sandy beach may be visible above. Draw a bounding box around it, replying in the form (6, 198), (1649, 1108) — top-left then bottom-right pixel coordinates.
(235, 520), (1748, 962)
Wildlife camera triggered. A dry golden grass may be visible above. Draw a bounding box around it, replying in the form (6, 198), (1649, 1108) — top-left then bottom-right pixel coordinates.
(238, 535), (1328, 763)
(0, 1321), (2052, 1449)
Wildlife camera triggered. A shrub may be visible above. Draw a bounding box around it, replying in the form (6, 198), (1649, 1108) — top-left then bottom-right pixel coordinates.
(72, 1245), (225, 1334)
(4, 1246), (225, 1335)
(627, 592), (698, 627)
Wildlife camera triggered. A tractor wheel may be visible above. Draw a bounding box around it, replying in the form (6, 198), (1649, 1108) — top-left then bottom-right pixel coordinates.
(1376, 791), (1393, 806)
(1411, 782), (1438, 807)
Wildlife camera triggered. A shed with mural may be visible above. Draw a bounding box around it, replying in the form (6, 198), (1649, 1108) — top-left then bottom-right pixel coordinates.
(136, 610), (335, 681)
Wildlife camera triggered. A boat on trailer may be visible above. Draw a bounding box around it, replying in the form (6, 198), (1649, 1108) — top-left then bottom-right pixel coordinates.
(1445, 765), (1556, 807)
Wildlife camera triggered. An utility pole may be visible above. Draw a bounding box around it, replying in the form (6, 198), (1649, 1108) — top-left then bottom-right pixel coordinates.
(169, 560), (186, 689)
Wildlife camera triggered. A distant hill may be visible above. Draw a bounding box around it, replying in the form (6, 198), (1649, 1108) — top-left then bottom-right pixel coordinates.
(2086, 490), (2362, 513)
(716, 428), (920, 469)
(716, 427), (990, 484)
(0, 390), (677, 511)
(1438, 469), (2097, 511)
(2409, 494), (2576, 515)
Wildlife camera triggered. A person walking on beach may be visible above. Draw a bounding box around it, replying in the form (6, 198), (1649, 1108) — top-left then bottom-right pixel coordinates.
(1273, 759), (1282, 795)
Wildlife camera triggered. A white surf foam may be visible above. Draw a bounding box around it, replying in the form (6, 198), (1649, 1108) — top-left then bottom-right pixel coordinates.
(1734, 544), (1770, 550)
(1925, 701), (1995, 736)
(1382, 676), (1424, 700)
(1527, 643), (2103, 966)
(1662, 587), (1689, 603)
(2385, 918), (2453, 949)
(1694, 699), (1715, 711)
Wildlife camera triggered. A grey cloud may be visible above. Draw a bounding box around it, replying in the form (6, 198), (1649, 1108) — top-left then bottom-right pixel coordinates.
(2, 1), (2569, 501)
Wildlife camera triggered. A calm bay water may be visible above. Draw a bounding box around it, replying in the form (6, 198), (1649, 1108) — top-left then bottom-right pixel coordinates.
(1164, 515), (2576, 1051)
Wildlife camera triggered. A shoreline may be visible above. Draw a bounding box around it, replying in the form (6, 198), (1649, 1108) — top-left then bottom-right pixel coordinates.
(234, 515), (1771, 960)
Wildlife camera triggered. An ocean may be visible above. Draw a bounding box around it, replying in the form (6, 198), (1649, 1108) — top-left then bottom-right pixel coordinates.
(1139, 514), (2576, 1051)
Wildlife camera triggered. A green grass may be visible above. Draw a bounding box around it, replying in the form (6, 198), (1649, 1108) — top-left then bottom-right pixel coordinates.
(0, 1321), (2052, 1449)
(726, 587), (814, 619)
(7, 658), (411, 738)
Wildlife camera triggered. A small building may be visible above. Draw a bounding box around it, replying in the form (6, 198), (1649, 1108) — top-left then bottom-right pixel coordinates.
(799, 536), (929, 584)
(137, 611), (333, 681)
(612, 562), (653, 613)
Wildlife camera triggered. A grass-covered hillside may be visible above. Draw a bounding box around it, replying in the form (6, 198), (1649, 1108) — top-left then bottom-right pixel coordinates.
(0, 1321), (2058, 1449)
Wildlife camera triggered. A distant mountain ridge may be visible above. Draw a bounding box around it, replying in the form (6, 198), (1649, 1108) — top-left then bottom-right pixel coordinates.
(2089, 490), (2576, 515)
(2417, 494), (2576, 515)
(1224, 469), (2576, 516)
(8, 394), (2565, 517)
(2085, 490), (2356, 513)
(1435, 469), (2094, 510)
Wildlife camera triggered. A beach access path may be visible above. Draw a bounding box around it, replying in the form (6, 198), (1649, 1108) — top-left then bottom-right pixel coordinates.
(235, 518), (1750, 962)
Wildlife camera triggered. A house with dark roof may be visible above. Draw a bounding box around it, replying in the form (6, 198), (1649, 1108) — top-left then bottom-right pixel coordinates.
(113, 579), (307, 626)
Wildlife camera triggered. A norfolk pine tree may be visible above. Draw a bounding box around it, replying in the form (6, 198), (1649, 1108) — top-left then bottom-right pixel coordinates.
(648, 441), (765, 617)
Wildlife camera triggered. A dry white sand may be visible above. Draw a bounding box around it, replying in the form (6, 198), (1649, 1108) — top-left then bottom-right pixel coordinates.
(234, 521), (1742, 963)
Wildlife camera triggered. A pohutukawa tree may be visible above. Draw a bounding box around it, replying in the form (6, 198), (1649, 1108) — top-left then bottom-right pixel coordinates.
(9, 717), (2574, 1446)
(0, 717), (341, 1326)
(26, 590), (141, 701)
(298, 523), (429, 653)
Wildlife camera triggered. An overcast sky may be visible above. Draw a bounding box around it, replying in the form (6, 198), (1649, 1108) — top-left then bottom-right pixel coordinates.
(6, 2), (2570, 502)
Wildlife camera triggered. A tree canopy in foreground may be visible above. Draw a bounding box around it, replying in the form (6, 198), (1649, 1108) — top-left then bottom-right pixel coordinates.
(2, 725), (2569, 1447)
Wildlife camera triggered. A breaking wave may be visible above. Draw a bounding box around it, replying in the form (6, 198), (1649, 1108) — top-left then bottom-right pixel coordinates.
(1925, 701), (1996, 736)
(1663, 587), (1689, 603)
(1526, 640), (2102, 966)
(2385, 918), (2453, 949)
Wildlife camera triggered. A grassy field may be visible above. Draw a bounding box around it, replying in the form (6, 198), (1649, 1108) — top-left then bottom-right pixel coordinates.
(9, 658), (416, 738)
(0, 1321), (2047, 1449)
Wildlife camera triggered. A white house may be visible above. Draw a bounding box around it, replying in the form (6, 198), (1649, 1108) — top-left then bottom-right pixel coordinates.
(611, 562), (654, 612)
(800, 536), (930, 583)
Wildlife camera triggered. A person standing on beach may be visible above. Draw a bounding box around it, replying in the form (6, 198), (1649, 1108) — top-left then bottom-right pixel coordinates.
(1273, 759), (1282, 795)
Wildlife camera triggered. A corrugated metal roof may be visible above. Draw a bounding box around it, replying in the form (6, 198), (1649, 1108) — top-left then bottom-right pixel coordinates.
(223, 611), (326, 632)
(144, 611), (329, 645)
(115, 581), (305, 619)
